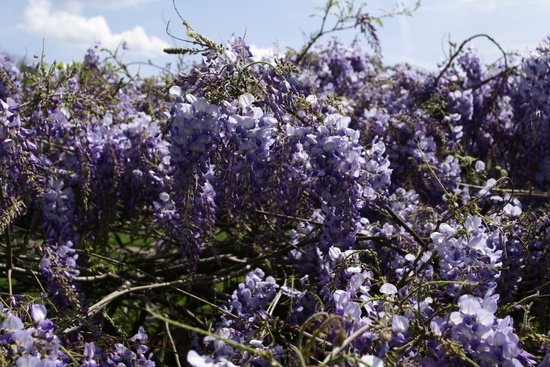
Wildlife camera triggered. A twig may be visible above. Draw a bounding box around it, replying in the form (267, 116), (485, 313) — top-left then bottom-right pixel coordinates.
(459, 182), (550, 199)
(86, 251), (158, 282)
(296, 0), (335, 65)
(74, 272), (123, 282)
(321, 323), (372, 365)
(433, 33), (509, 88)
(385, 206), (429, 251)
(0, 184), (13, 296)
(173, 287), (239, 320)
(165, 320), (182, 367)
(86, 279), (187, 318)
(254, 209), (324, 225)
(147, 306), (285, 367)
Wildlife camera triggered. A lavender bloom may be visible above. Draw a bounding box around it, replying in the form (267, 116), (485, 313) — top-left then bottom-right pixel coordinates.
(427, 294), (535, 366)
(99, 327), (155, 366)
(1, 313), (24, 332)
(510, 36), (550, 189)
(0, 53), (21, 101)
(188, 350), (238, 367)
(158, 89), (221, 270)
(286, 113), (391, 254)
(0, 302), (69, 365)
(190, 269), (281, 365)
(431, 215), (503, 297)
(15, 356), (41, 367)
(82, 342), (98, 367)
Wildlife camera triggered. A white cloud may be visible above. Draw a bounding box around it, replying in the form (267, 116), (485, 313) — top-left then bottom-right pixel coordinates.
(249, 45), (281, 62)
(17, 0), (170, 57)
(60, 0), (157, 10)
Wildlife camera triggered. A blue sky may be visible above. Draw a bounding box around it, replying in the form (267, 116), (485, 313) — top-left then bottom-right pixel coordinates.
(2, 0), (550, 76)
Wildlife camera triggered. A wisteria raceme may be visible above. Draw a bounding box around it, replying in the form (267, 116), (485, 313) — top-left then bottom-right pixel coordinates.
(440, 47), (517, 170)
(0, 301), (67, 365)
(0, 298), (156, 366)
(210, 93), (296, 232)
(157, 88), (221, 270)
(434, 217), (504, 299)
(1, 98), (38, 228)
(426, 294), (536, 367)
(510, 36), (550, 189)
(285, 113), (391, 254)
(97, 326), (156, 367)
(0, 53), (20, 102)
(188, 268), (283, 366)
(39, 178), (80, 307)
(286, 40), (381, 114)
